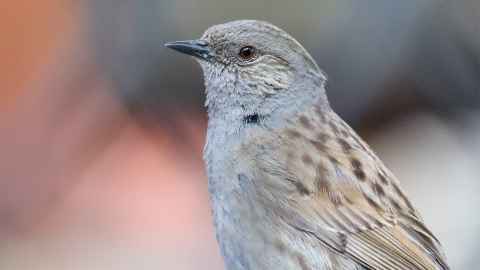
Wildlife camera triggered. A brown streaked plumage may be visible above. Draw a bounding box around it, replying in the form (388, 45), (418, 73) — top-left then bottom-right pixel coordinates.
(250, 106), (449, 270)
(166, 20), (449, 270)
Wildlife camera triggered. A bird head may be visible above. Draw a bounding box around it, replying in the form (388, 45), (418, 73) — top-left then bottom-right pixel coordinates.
(166, 20), (328, 129)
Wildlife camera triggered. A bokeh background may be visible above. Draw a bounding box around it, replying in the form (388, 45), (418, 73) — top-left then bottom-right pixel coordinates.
(1, 0), (479, 269)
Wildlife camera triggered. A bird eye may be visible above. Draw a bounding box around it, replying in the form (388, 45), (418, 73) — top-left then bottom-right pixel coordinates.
(238, 46), (256, 61)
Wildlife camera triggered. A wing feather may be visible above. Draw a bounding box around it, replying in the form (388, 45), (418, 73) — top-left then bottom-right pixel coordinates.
(258, 113), (450, 269)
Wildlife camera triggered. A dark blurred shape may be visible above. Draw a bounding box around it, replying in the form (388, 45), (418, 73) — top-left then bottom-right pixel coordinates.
(410, 1), (480, 113)
(89, 0), (205, 132)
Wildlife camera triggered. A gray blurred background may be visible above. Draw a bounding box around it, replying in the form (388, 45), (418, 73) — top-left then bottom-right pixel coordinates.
(0, 0), (478, 269)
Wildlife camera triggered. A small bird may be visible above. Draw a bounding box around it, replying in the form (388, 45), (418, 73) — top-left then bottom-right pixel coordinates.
(165, 20), (449, 270)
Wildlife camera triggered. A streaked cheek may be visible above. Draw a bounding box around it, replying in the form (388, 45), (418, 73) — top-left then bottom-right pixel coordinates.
(240, 56), (294, 95)
(200, 62), (239, 92)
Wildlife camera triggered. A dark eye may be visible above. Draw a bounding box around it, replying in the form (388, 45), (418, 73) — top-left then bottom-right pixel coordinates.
(238, 46), (256, 60)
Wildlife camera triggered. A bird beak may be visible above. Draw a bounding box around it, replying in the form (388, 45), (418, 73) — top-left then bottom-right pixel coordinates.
(164, 40), (213, 61)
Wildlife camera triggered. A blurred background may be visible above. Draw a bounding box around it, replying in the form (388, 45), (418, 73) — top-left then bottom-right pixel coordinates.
(0, 0), (479, 269)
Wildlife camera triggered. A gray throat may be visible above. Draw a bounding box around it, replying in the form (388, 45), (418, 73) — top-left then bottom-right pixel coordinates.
(204, 75), (329, 145)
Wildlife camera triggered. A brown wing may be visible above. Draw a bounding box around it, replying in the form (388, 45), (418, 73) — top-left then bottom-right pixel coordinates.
(255, 113), (449, 270)
(276, 177), (448, 270)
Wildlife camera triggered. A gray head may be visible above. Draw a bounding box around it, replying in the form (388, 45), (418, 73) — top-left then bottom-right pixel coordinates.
(166, 20), (329, 132)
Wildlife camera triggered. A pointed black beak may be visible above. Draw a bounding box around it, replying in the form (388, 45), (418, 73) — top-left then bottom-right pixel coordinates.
(164, 40), (213, 61)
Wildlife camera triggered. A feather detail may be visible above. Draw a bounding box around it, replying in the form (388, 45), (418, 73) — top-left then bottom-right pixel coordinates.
(251, 106), (449, 270)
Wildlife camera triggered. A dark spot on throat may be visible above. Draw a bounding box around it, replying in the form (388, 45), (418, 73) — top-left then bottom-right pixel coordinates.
(243, 114), (260, 124)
